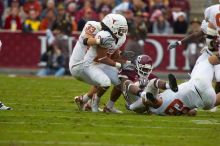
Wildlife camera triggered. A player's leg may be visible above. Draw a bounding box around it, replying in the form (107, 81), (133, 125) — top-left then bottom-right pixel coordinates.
(84, 65), (111, 112)
(214, 92), (220, 107)
(103, 85), (123, 113)
(190, 59), (214, 83)
(193, 77), (216, 110)
(98, 64), (123, 113)
(214, 64), (220, 93)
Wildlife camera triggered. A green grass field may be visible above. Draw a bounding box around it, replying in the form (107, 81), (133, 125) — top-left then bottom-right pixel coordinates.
(0, 75), (220, 146)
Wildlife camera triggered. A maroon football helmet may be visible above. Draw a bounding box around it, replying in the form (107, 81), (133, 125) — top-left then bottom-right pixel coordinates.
(135, 55), (153, 78)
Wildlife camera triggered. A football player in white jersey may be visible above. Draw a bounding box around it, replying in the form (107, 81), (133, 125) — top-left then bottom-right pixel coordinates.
(118, 55), (179, 113)
(168, 4), (220, 95)
(69, 14), (130, 112)
(128, 57), (220, 116)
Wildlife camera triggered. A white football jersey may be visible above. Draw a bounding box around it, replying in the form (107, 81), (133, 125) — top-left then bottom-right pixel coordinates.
(83, 30), (126, 65)
(69, 21), (101, 66)
(149, 78), (216, 115)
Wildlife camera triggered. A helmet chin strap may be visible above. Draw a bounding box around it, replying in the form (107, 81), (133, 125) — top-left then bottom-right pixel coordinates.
(101, 22), (118, 44)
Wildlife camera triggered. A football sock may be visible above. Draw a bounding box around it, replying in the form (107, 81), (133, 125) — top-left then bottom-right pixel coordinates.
(82, 94), (90, 103)
(106, 100), (114, 109)
(165, 82), (170, 89)
(129, 98), (145, 110)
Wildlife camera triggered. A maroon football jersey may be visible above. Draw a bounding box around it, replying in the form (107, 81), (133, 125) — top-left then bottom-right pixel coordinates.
(118, 65), (157, 83)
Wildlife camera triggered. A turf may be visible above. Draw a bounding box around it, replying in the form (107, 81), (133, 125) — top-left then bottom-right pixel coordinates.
(0, 75), (220, 146)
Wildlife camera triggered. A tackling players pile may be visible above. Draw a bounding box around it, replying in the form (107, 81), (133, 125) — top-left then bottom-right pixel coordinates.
(70, 2), (220, 116)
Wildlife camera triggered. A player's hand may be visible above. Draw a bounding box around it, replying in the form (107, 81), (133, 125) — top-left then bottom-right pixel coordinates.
(100, 36), (115, 48)
(139, 77), (148, 88)
(121, 61), (132, 70)
(168, 42), (178, 50)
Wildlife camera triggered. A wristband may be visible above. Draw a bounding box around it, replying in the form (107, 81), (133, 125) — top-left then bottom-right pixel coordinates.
(83, 38), (89, 45)
(115, 62), (122, 68)
(126, 60), (131, 64)
(96, 38), (101, 44)
(177, 41), (182, 45)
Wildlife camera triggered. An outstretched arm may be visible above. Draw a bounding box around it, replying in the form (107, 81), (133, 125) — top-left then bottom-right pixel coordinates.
(168, 30), (205, 50)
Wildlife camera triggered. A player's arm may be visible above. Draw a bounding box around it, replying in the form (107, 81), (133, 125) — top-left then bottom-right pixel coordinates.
(95, 46), (124, 69)
(168, 30), (205, 50)
(119, 77), (145, 97)
(83, 33), (101, 46)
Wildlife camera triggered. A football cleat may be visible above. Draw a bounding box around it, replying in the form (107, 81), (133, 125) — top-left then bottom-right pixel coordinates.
(0, 102), (12, 110)
(74, 95), (84, 110)
(103, 106), (123, 114)
(209, 107), (217, 112)
(168, 74), (178, 92)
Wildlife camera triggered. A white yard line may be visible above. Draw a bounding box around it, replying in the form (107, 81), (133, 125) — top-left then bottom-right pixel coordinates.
(191, 120), (220, 125)
(1, 114), (220, 124)
(2, 130), (204, 138)
(0, 121), (210, 130)
(0, 140), (146, 146)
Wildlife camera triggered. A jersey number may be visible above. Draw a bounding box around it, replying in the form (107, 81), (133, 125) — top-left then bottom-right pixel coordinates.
(164, 99), (190, 115)
(85, 24), (96, 34)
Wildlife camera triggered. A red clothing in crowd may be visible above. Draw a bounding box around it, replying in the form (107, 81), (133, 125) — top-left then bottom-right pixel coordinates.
(23, 0), (42, 15)
(4, 15), (22, 30)
(169, 0), (190, 12)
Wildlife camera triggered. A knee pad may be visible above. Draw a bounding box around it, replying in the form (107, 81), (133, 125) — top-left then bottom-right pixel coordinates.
(100, 77), (111, 87)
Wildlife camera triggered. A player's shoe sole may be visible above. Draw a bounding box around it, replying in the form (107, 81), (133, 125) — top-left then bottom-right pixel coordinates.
(168, 74), (178, 92)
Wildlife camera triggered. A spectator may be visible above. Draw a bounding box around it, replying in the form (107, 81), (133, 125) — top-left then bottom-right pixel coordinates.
(185, 18), (205, 71)
(149, 0), (168, 13)
(173, 11), (188, 34)
(75, 0), (98, 22)
(51, 3), (73, 69)
(7, 0), (25, 7)
(40, 0), (57, 19)
(52, 3), (72, 35)
(0, 0), (4, 28)
(39, 9), (56, 30)
(129, 0), (150, 16)
(169, 0), (190, 20)
(4, 7), (22, 30)
(112, 0), (130, 14)
(23, 0), (42, 17)
(37, 46), (65, 77)
(22, 8), (41, 32)
(66, 2), (78, 31)
(97, 0), (113, 14)
(152, 11), (171, 34)
(77, 7), (94, 31)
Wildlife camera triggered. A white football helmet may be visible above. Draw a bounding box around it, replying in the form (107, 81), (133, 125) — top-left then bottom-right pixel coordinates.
(102, 13), (128, 38)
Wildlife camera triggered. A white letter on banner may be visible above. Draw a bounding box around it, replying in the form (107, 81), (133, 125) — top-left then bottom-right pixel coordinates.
(38, 36), (47, 55)
(182, 49), (190, 70)
(167, 39), (178, 70)
(68, 37), (75, 57)
(145, 39), (163, 68)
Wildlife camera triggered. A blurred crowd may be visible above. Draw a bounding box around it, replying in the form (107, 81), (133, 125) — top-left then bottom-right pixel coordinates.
(0, 0), (193, 35)
(0, 0), (204, 76)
